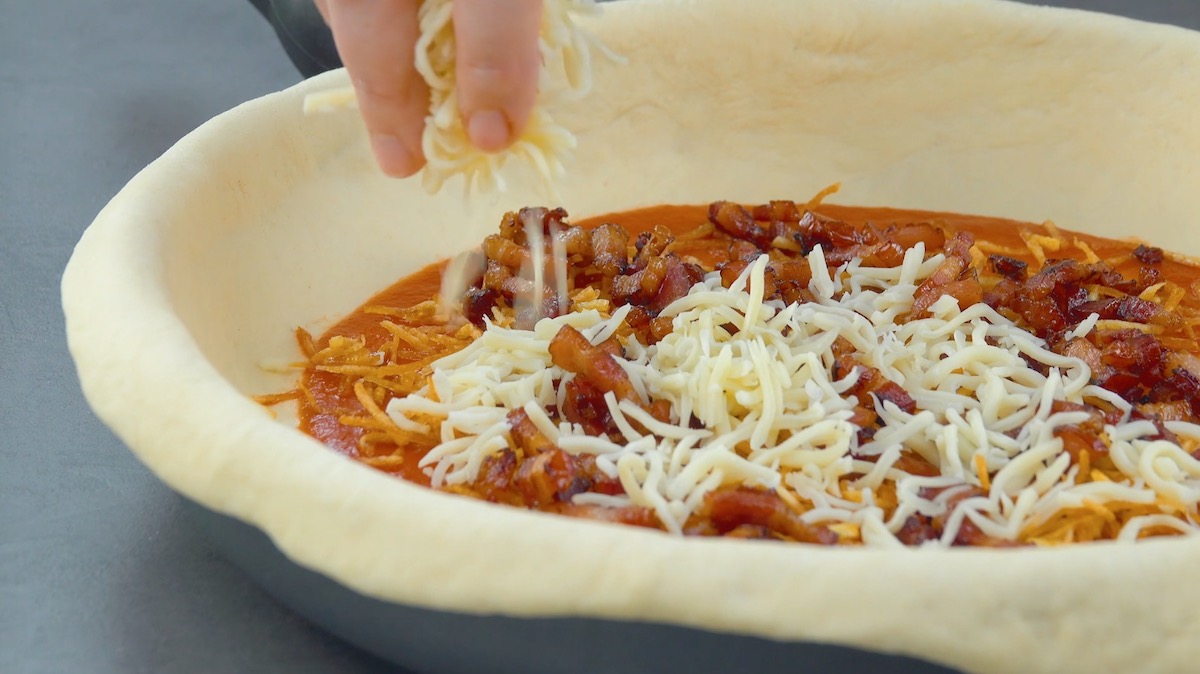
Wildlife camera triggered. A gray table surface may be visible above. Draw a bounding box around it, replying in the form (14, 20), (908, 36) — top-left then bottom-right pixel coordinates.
(3, 1), (1198, 673)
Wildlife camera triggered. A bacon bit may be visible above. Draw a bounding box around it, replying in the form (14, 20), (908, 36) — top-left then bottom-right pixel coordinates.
(513, 449), (593, 507)
(895, 516), (939, 546)
(988, 255), (1028, 282)
(561, 378), (615, 437)
(892, 451), (940, 478)
(973, 454), (991, 491)
(1133, 244), (1165, 265)
(708, 201), (773, 249)
(549, 325), (639, 402)
(699, 487), (838, 545)
(590, 223), (630, 277)
(910, 232), (977, 317)
(507, 408), (557, 457)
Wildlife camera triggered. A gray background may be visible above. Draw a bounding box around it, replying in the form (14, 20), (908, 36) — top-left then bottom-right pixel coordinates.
(3, 1), (1198, 673)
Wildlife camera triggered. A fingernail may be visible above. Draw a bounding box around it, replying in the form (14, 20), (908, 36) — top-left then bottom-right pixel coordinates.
(370, 134), (416, 177)
(467, 109), (512, 152)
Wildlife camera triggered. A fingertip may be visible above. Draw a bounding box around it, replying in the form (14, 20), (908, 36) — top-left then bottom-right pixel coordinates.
(466, 109), (512, 153)
(370, 133), (423, 178)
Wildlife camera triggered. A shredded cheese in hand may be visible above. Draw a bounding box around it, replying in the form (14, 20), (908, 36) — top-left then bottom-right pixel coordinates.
(386, 248), (1200, 546)
(303, 0), (605, 194)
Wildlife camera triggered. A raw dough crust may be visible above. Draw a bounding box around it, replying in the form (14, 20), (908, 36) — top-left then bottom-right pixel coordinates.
(62, 1), (1200, 672)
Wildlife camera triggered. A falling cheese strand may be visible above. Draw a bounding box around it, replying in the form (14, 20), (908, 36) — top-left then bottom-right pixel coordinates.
(303, 0), (605, 194)
(387, 248), (1200, 545)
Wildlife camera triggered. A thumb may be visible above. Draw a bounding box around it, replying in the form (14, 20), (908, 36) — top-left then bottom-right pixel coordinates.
(453, 0), (543, 153)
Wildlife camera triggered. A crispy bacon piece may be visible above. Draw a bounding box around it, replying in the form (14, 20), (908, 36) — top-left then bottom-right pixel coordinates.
(611, 254), (703, 317)
(590, 223), (629, 277)
(989, 255), (1028, 281)
(895, 515), (939, 546)
(462, 287), (499, 327)
(884, 222), (946, 251)
(1097, 330), (1165, 391)
(709, 201), (773, 249)
(629, 225), (675, 273)
(717, 258), (814, 306)
(555, 503), (660, 529)
(1133, 244), (1164, 265)
(471, 448), (523, 506)
(1060, 337), (1106, 375)
(835, 354), (918, 415)
(650, 257), (704, 313)
(482, 258), (513, 292)
(482, 234), (530, 270)
(560, 378), (614, 437)
(693, 487), (838, 544)
(1048, 401), (1109, 465)
(858, 241), (906, 268)
(613, 256), (668, 304)
(513, 449), (593, 507)
(892, 451), (940, 478)
(910, 232), (979, 317)
(507, 408), (556, 456)
(751, 199), (802, 223)
(1069, 296), (1162, 324)
(549, 325), (638, 402)
(505, 408), (594, 507)
(498, 206), (570, 244)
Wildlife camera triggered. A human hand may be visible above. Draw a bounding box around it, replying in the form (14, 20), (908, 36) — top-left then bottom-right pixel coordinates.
(314, 0), (544, 177)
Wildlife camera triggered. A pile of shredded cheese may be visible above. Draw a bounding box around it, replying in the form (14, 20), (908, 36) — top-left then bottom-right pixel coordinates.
(387, 246), (1200, 547)
(303, 0), (605, 194)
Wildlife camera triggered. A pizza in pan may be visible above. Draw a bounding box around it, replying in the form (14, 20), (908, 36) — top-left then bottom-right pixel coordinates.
(260, 191), (1200, 548)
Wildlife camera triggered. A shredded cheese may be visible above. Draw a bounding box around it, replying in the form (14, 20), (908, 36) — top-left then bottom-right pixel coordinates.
(385, 245), (1200, 546)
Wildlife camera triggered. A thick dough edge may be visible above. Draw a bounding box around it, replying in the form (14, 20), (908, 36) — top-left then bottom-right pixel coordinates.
(62, 1), (1200, 673)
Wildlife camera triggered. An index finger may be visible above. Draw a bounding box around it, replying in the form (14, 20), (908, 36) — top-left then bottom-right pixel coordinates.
(325, 0), (428, 177)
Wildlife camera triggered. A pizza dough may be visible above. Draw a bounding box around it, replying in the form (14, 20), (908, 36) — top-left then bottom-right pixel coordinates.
(62, 1), (1200, 672)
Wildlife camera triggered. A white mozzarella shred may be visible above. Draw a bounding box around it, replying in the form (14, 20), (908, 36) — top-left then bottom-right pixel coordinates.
(385, 248), (1200, 546)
